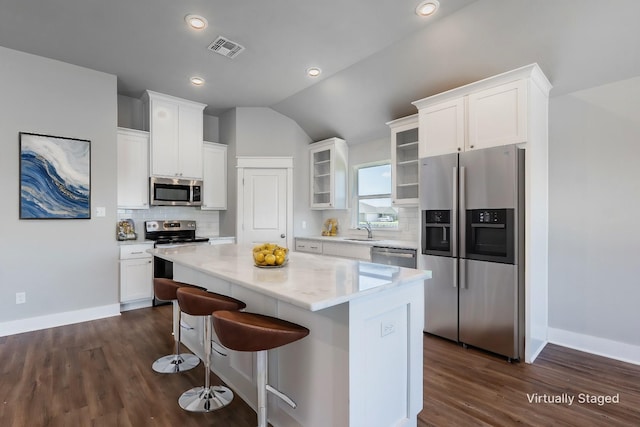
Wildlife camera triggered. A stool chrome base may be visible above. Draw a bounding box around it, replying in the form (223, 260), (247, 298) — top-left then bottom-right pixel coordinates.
(152, 353), (199, 374)
(178, 385), (234, 412)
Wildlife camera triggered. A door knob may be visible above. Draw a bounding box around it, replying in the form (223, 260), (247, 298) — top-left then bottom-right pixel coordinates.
(280, 233), (286, 238)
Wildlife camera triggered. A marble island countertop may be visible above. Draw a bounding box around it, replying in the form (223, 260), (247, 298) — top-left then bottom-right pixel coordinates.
(296, 235), (418, 250)
(149, 243), (430, 312)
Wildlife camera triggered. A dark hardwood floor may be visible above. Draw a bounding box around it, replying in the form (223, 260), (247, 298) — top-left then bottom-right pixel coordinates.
(1, 305), (638, 426)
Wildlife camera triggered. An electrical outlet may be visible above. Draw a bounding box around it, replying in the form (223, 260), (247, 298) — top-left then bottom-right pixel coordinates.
(16, 292), (26, 304)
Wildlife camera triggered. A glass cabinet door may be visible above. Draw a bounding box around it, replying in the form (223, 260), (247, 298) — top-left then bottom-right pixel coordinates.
(389, 115), (419, 206)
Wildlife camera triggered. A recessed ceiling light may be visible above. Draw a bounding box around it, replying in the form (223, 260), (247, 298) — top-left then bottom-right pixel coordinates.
(190, 76), (205, 86)
(307, 67), (322, 77)
(185, 14), (208, 30)
(415, 0), (440, 17)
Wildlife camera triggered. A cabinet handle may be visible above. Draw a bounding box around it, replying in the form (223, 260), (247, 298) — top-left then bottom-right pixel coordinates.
(457, 147), (462, 152)
(470, 145), (474, 149)
(131, 251), (143, 254)
(148, 260), (152, 264)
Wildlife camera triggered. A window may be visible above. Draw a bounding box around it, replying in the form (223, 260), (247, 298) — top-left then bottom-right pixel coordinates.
(356, 163), (398, 229)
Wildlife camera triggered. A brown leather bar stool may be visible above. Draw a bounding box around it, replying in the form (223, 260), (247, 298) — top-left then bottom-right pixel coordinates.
(152, 278), (202, 374)
(176, 287), (246, 412)
(212, 310), (309, 427)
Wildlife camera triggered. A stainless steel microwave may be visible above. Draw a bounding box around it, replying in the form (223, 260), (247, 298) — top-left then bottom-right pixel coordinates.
(150, 177), (203, 206)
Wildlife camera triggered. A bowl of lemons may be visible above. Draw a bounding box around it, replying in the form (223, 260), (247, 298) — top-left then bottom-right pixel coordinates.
(252, 243), (288, 268)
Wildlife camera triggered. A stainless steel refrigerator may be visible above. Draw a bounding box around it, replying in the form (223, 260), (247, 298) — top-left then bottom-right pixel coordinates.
(419, 144), (525, 361)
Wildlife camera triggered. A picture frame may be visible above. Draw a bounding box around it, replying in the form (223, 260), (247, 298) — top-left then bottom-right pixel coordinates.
(19, 132), (91, 219)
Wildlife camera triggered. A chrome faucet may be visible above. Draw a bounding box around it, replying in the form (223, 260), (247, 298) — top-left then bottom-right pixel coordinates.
(357, 222), (373, 239)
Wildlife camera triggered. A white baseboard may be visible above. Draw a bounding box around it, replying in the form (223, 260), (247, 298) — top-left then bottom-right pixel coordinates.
(525, 338), (547, 363)
(548, 327), (640, 366)
(0, 304), (121, 337)
(120, 299), (153, 312)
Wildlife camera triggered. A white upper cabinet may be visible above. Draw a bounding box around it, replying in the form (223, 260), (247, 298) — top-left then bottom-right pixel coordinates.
(467, 79), (527, 150)
(388, 114), (420, 206)
(413, 64), (550, 157)
(202, 141), (227, 210)
(142, 90), (206, 179)
(117, 128), (149, 209)
(309, 137), (348, 209)
(418, 97), (465, 158)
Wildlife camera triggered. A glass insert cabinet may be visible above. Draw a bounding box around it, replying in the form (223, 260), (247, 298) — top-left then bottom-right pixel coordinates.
(309, 137), (348, 209)
(388, 114), (419, 206)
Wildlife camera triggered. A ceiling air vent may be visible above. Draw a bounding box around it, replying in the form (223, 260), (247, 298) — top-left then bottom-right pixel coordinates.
(207, 36), (245, 59)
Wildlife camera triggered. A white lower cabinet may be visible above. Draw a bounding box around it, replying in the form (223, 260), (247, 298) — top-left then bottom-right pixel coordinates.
(119, 243), (154, 306)
(295, 238), (371, 261)
(322, 242), (371, 261)
(295, 238), (323, 254)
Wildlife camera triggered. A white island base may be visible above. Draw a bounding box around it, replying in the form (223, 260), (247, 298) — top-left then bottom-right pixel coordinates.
(152, 245), (429, 427)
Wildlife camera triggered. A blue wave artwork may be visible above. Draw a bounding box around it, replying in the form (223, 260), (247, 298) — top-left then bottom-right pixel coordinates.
(20, 133), (90, 219)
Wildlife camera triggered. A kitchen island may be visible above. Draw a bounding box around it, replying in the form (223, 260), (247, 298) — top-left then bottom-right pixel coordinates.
(149, 244), (430, 427)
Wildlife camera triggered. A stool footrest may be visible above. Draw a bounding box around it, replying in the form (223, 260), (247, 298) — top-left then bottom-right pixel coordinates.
(266, 384), (296, 408)
(211, 340), (228, 357)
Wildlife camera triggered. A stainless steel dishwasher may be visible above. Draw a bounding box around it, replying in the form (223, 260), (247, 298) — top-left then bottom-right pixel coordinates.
(371, 246), (417, 268)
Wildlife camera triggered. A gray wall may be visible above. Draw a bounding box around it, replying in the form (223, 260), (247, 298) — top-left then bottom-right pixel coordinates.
(548, 76), (640, 347)
(219, 108), (238, 237)
(0, 46), (118, 323)
(219, 107), (320, 238)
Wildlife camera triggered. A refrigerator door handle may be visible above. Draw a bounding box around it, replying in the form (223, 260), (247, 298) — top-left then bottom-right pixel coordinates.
(453, 258), (458, 288)
(459, 259), (466, 289)
(459, 166), (466, 258)
(452, 166), (458, 257)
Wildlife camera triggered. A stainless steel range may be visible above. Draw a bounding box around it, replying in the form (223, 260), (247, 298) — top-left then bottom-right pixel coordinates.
(145, 220), (210, 305)
(145, 220), (210, 247)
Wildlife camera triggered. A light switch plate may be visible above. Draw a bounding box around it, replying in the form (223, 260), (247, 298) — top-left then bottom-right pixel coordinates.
(95, 207), (106, 217)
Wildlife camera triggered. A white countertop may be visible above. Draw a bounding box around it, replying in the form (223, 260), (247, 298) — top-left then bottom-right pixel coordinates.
(295, 235), (418, 250)
(149, 244), (430, 312)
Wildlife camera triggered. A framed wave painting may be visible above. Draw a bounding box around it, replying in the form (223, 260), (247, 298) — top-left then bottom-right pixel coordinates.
(20, 132), (91, 219)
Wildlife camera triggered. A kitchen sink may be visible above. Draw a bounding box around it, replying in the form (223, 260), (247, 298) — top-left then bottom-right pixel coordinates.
(344, 238), (380, 242)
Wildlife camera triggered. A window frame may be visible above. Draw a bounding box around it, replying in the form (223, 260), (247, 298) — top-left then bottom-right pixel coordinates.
(353, 161), (398, 230)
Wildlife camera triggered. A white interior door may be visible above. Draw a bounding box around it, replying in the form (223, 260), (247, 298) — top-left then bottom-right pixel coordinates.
(241, 168), (288, 246)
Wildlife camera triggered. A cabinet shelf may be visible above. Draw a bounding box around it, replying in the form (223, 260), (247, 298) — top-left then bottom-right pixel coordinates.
(397, 141), (419, 149)
(397, 182), (418, 188)
(314, 173), (330, 178)
(314, 159), (331, 165)
(397, 159), (419, 166)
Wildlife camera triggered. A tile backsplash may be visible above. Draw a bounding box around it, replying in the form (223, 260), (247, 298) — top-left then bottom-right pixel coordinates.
(117, 207), (221, 237)
(322, 206), (420, 243)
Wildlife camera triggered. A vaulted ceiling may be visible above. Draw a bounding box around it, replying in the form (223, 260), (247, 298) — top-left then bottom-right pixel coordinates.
(2, 0), (639, 144)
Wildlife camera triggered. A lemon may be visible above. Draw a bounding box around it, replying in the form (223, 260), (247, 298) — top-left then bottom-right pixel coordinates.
(265, 254), (276, 265)
(254, 252), (265, 263)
